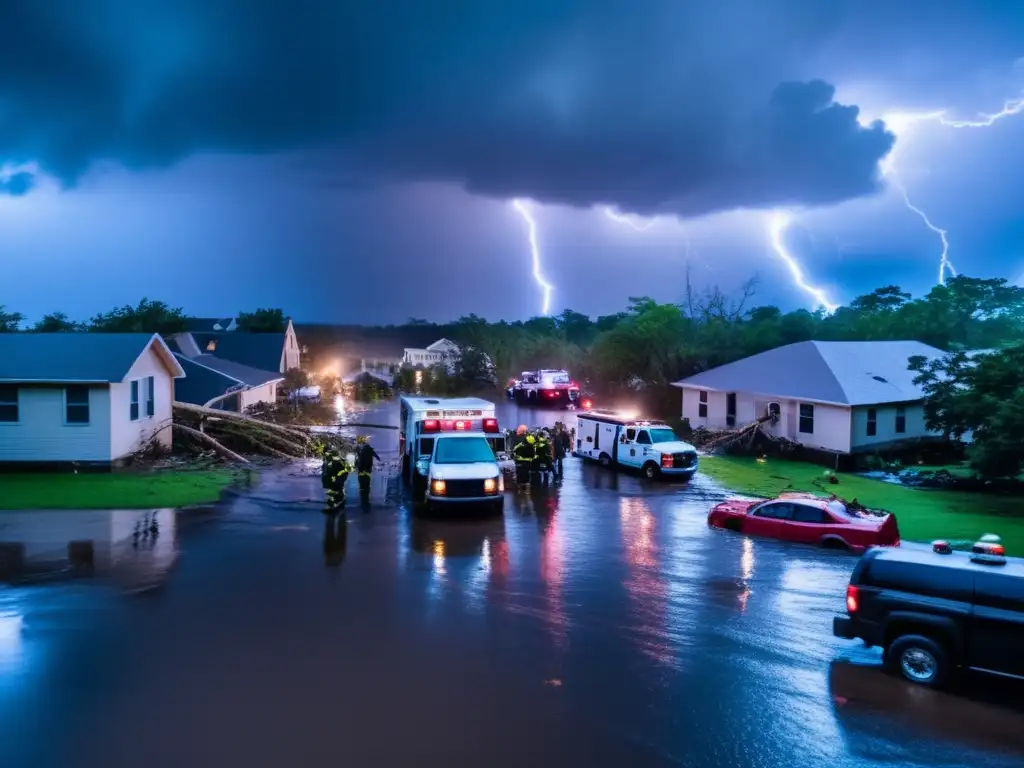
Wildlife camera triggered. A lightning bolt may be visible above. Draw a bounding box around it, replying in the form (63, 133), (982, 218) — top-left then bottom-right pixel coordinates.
(602, 206), (656, 231)
(880, 93), (1024, 284)
(767, 211), (840, 313)
(604, 203), (838, 313)
(512, 199), (554, 316)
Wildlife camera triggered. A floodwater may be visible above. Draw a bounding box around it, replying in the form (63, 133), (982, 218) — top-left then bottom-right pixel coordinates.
(2, 400), (1022, 767)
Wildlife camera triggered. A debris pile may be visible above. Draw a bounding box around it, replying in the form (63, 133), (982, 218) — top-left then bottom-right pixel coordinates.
(172, 402), (352, 464)
(698, 414), (798, 457)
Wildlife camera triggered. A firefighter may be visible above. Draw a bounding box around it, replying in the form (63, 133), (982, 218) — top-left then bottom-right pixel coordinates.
(552, 423), (569, 478)
(355, 435), (381, 505)
(534, 429), (553, 484)
(321, 447), (353, 510)
(512, 431), (535, 486)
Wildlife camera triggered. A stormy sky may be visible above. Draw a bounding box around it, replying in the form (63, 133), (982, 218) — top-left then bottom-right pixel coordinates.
(1, 0), (1023, 323)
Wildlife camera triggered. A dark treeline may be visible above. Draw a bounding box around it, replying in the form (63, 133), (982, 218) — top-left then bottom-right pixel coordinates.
(4, 276), (1024, 477)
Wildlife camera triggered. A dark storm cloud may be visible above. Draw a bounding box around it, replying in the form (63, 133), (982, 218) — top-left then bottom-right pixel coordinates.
(1, 0), (1020, 216)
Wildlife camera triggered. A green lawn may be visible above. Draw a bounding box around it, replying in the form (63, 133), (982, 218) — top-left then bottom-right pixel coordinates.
(699, 456), (1024, 555)
(0, 470), (239, 510)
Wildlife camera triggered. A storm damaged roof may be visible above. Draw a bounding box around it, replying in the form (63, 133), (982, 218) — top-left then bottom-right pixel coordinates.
(673, 340), (947, 406)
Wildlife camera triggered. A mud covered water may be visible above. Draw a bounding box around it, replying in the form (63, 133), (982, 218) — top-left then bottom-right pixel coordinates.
(1, 400), (1022, 767)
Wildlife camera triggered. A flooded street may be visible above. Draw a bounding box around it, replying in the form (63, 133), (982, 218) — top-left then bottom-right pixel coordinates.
(2, 401), (1022, 767)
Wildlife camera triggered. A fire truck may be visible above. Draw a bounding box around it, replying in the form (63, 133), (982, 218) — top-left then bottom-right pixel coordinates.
(506, 369), (581, 408)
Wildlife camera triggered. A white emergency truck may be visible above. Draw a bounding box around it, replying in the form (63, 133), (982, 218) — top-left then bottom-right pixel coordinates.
(574, 410), (699, 480)
(399, 397), (509, 502)
(419, 432), (505, 514)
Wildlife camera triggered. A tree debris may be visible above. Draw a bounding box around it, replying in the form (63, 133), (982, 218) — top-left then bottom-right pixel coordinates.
(172, 401), (351, 463)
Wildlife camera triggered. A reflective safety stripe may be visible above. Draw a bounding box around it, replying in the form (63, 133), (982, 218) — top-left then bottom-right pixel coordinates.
(358, 471), (371, 477)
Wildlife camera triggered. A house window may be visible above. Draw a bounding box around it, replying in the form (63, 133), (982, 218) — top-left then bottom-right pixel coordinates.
(130, 380), (140, 421)
(0, 384), (18, 423)
(698, 390), (708, 419)
(146, 376), (155, 417)
(895, 405), (906, 434)
(726, 392), (736, 428)
(799, 403), (814, 434)
(866, 408), (877, 437)
(65, 386), (91, 424)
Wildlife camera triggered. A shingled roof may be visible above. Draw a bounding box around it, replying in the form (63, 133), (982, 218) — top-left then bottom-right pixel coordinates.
(189, 333), (286, 373)
(673, 340), (947, 406)
(0, 333), (184, 383)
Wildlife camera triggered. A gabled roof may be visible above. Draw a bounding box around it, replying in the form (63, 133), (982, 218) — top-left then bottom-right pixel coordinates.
(173, 354), (242, 407)
(190, 332), (286, 372)
(184, 317), (237, 333)
(673, 340), (947, 406)
(0, 333), (185, 383)
(188, 355), (283, 387)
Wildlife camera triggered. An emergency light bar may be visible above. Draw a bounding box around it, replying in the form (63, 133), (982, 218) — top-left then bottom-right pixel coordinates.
(420, 417), (500, 434)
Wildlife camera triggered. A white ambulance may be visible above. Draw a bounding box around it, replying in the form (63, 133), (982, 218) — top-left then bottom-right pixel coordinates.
(399, 397), (509, 507)
(574, 410), (699, 480)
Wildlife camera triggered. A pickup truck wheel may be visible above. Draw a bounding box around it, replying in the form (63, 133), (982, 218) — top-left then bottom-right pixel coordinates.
(887, 634), (949, 688)
(643, 462), (660, 480)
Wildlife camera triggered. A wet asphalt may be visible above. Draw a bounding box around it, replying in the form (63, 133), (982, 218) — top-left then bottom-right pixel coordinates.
(1, 401), (1022, 767)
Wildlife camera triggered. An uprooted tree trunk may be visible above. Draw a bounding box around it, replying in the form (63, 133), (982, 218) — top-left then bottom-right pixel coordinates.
(701, 414), (774, 454)
(172, 401), (351, 462)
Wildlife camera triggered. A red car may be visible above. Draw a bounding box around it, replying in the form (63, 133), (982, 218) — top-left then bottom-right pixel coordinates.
(707, 492), (900, 553)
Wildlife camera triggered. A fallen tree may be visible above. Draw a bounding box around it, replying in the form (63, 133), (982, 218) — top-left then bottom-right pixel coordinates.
(172, 401), (352, 462)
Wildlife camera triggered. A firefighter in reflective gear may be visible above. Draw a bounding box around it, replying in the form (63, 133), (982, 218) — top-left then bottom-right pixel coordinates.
(354, 435), (381, 503)
(512, 433), (536, 485)
(534, 430), (553, 480)
(321, 448), (353, 510)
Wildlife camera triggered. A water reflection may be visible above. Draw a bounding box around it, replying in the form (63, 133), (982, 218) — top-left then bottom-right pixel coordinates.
(322, 512), (348, 568)
(537, 486), (566, 649)
(408, 515), (507, 609)
(738, 537), (754, 613)
(619, 497), (671, 667)
(0, 509), (178, 591)
(829, 659), (1024, 762)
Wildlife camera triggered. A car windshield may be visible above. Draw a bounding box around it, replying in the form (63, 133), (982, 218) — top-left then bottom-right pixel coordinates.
(647, 428), (680, 444)
(434, 437), (496, 464)
(545, 372), (571, 384)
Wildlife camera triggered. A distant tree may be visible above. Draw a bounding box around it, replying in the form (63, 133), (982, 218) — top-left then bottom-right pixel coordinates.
(0, 305), (23, 332)
(281, 367), (310, 395)
(237, 308), (287, 332)
(453, 345), (495, 387)
(32, 312), (82, 332)
(911, 345), (1024, 479)
(89, 299), (188, 334)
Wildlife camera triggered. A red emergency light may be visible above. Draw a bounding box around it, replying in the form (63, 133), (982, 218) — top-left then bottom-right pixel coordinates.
(582, 399), (593, 409)
(421, 419), (440, 433)
(440, 419), (471, 431)
(483, 418), (499, 433)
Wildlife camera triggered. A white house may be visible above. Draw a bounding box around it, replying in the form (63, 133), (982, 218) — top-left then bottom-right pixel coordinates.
(673, 340), (948, 455)
(0, 333), (185, 465)
(402, 338), (461, 369)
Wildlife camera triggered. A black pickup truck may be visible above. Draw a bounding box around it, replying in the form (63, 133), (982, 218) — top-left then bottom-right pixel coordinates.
(833, 539), (1024, 688)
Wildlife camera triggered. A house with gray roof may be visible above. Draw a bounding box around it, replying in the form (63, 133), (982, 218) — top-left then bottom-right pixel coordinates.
(0, 333), (185, 465)
(172, 353), (284, 411)
(167, 318), (301, 376)
(673, 340), (948, 454)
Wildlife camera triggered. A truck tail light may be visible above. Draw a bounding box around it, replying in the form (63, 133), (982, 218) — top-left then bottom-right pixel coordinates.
(483, 418), (498, 433)
(846, 585), (860, 614)
(661, 454), (673, 468)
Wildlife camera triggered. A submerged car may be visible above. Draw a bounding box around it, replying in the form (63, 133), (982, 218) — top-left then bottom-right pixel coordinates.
(707, 492), (899, 552)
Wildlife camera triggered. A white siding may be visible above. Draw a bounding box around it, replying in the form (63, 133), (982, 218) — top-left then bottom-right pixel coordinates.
(240, 381), (279, 410)
(0, 385), (111, 462)
(850, 402), (939, 450)
(680, 385), (853, 453)
(109, 346), (175, 460)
